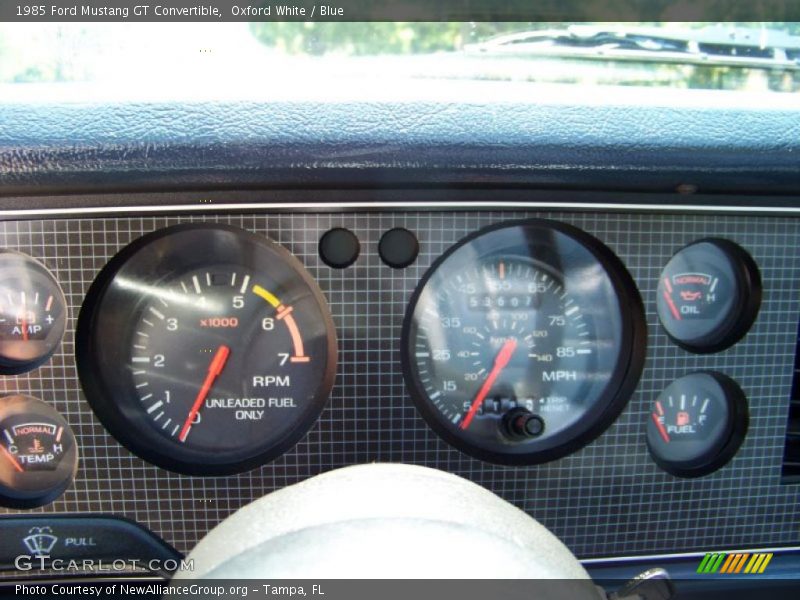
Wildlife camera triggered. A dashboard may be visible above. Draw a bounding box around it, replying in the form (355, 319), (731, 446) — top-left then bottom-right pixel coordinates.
(0, 79), (799, 589)
(0, 192), (798, 566)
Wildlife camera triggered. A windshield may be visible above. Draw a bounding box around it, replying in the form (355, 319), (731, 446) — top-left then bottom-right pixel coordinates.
(1, 22), (798, 93)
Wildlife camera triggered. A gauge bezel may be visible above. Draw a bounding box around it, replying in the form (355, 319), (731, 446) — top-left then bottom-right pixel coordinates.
(76, 224), (337, 476)
(0, 251), (68, 375)
(656, 238), (762, 354)
(0, 395), (78, 509)
(401, 218), (647, 466)
(646, 371), (749, 478)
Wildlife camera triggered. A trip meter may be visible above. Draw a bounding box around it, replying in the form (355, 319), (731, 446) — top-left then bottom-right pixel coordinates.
(77, 225), (337, 475)
(402, 219), (646, 465)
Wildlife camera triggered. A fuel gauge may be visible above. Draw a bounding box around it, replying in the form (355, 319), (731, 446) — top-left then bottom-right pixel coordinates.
(0, 395), (78, 508)
(647, 372), (748, 478)
(657, 239), (760, 353)
(0, 252), (68, 374)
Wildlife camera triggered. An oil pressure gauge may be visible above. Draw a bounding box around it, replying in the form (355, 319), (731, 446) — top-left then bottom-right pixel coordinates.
(647, 372), (748, 478)
(0, 252), (67, 374)
(657, 239), (761, 353)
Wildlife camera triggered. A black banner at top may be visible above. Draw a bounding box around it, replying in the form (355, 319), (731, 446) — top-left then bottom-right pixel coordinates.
(3, 0), (800, 22)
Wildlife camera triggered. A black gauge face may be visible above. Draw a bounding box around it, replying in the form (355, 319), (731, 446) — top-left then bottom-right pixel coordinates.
(0, 395), (78, 509)
(0, 252), (67, 374)
(656, 239), (761, 353)
(77, 225), (337, 476)
(402, 219), (646, 465)
(647, 372), (748, 477)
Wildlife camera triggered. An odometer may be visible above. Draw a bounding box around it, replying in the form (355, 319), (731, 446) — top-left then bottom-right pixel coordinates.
(77, 225), (337, 476)
(402, 219), (646, 465)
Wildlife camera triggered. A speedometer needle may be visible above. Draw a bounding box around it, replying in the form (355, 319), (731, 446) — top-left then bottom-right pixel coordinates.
(460, 338), (518, 430)
(178, 345), (230, 443)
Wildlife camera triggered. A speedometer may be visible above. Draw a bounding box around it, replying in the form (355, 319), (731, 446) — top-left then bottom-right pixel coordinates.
(401, 219), (646, 465)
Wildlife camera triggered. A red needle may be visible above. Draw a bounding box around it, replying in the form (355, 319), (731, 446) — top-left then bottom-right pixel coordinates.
(662, 290), (682, 321)
(1, 444), (24, 473)
(460, 338), (518, 431)
(178, 345), (230, 443)
(21, 314), (28, 342)
(651, 412), (671, 443)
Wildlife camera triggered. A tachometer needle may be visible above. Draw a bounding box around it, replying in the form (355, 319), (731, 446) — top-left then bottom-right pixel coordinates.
(651, 412), (670, 443)
(0, 444), (24, 473)
(178, 345), (230, 443)
(460, 338), (518, 431)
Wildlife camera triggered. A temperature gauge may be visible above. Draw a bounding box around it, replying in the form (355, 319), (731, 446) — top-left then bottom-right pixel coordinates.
(647, 372), (748, 478)
(656, 239), (760, 353)
(0, 252), (68, 374)
(0, 395), (78, 508)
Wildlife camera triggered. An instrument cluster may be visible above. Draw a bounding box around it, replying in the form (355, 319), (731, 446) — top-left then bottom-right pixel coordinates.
(1, 216), (764, 496)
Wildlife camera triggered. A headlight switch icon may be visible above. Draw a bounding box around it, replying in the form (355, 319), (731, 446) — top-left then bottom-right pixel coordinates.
(22, 526), (58, 556)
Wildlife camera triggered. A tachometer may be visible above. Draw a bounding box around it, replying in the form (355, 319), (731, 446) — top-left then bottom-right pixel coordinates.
(401, 219), (646, 465)
(77, 225), (337, 476)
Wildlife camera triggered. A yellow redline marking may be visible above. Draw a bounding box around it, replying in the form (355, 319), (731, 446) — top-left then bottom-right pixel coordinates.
(734, 553), (749, 573)
(252, 284), (281, 308)
(720, 554), (736, 573)
(758, 554), (773, 573)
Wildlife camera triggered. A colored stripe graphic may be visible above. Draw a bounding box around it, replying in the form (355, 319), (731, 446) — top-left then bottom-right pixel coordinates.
(719, 554), (736, 573)
(698, 552), (773, 575)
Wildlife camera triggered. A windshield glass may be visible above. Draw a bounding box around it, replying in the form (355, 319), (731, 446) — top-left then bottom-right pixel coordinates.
(1, 22), (798, 93)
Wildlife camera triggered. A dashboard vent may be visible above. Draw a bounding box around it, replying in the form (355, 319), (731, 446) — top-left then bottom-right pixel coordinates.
(781, 319), (800, 483)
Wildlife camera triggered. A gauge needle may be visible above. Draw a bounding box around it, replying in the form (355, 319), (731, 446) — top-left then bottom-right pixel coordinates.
(460, 338), (518, 431)
(651, 412), (671, 443)
(662, 289), (682, 321)
(0, 444), (24, 473)
(21, 315), (28, 341)
(178, 345), (231, 443)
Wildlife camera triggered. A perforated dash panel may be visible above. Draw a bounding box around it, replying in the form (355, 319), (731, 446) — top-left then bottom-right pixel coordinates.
(0, 210), (798, 559)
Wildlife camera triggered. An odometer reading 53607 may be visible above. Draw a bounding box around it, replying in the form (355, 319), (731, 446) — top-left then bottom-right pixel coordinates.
(402, 220), (646, 465)
(77, 225), (337, 475)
